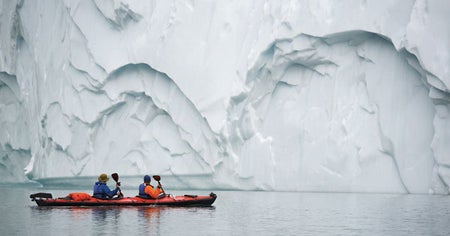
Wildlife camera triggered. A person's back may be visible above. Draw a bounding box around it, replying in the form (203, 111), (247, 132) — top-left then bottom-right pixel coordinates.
(138, 181), (147, 197)
(93, 173), (120, 199)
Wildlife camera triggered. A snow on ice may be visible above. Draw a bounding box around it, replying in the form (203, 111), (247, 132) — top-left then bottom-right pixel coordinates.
(0, 0), (450, 193)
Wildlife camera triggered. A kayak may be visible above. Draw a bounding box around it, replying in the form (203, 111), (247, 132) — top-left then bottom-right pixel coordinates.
(30, 192), (217, 207)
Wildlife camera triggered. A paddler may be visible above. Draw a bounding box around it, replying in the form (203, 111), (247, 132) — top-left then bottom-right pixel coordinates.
(93, 173), (121, 199)
(138, 175), (165, 199)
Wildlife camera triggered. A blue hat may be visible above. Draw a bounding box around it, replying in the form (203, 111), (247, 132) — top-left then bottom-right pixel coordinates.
(144, 175), (151, 183)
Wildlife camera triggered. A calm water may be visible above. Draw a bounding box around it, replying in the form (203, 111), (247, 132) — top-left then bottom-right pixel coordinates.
(1, 186), (450, 235)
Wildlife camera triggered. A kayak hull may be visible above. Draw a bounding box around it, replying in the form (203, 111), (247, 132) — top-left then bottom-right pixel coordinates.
(30, 192), (217, 207)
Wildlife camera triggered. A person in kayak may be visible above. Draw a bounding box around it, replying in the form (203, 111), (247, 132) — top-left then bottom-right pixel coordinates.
(138, 175), (165, 199)
(93, 173), (121, 199)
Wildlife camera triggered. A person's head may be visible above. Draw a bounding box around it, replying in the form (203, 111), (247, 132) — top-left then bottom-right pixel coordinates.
(98, 173), (109, 183)
(144, 175), (151, 183)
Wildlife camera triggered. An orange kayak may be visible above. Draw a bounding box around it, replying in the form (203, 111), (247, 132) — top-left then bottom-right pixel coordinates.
(30, 192), (217, 207)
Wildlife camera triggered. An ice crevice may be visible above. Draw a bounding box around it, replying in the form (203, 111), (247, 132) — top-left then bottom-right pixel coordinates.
(22, 62), (227, 183)
(0, 72), (32, 182)
(93, 0), (143, 30)
(86, 63), (223, 177)
(229, 31), (442, 193)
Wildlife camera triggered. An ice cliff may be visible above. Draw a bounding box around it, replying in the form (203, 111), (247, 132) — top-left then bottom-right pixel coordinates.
(1, 0), (449, 194)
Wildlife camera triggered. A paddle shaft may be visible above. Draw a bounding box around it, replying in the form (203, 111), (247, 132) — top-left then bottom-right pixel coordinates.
(158, 180), (165, 193)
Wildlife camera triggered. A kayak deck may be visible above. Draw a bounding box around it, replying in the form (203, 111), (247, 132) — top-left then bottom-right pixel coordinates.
(30, 192), (217, 207)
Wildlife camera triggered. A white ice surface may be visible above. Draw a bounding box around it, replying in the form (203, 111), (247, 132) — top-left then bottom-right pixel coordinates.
(0, 0), (449, 193)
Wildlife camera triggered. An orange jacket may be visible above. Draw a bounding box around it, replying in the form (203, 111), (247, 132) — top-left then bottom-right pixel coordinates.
(144, 184), (163, 198)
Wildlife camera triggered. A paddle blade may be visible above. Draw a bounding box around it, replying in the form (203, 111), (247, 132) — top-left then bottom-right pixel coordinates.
(111, 173), (119, 182)
(152, 175), (161, 181)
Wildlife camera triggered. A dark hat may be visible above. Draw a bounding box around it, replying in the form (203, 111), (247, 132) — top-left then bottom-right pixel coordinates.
(144, 175), (151, 183)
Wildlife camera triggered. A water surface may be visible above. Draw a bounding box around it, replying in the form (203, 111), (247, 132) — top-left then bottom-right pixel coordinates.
(1, 186), (449, 235)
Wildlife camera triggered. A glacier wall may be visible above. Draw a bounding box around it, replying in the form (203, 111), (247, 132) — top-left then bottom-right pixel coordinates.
(0, 0), (449, 193)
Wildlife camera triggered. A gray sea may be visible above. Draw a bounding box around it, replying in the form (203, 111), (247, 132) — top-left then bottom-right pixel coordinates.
(1, 186), (450, 235)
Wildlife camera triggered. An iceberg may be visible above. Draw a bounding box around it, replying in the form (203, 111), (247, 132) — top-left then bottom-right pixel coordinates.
(0, 0), (449, 194)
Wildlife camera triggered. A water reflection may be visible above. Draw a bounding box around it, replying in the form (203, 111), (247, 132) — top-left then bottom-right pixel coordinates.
(29, 204), (217, 235)
(29, 206), (95, 234)
(91, 207), (122, 234)
(68, 206), (90, 220)
(137, 207), (163, 234)
(138, 206), (162, 222)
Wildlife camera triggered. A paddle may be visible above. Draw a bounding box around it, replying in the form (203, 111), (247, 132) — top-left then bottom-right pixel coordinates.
(152, 175), (165, 193)
(111, 173), (124, 197)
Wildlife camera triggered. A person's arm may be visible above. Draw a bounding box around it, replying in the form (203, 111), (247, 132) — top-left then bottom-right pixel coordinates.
(101, 184), (119, 197)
